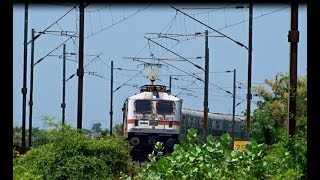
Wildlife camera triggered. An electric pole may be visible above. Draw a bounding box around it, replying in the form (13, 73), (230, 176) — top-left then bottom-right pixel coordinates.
(28, 28), (35, 148)
(169, 76), (172, 92)
(288, 1), (299, 137)
(246, 2), (253, 140)
(22, 2), (28, 151)
(62, 44), (66, 124)
(231, 69), (236, 140)
(110, 61), (113, 136)
(77, 2), (84, 130)
(203, 30), (209, 136)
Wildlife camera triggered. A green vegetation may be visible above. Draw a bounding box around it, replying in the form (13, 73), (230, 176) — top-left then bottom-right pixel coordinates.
(13, 118), (133, 179)
(133, 128), (304, 179)
(13, 73), (306, 179)
(251, 73), (307, 145)
(131, 73), (306, 179)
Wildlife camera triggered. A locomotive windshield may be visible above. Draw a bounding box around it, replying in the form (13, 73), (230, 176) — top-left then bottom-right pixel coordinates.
(157, 101), (174, 114)
(135, 100), (152, 114)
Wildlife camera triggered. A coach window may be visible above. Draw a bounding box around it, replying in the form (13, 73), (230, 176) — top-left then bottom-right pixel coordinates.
(157, 101), (174, 114)
(135, 100), (152, 114)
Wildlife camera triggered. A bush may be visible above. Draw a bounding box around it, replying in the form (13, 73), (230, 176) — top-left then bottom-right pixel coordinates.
(14, 120), (132, 179)
(135, 128), (305, 179)
(135, 128), (267, 179)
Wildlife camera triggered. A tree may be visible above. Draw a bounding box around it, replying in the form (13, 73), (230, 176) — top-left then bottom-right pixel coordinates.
(13, 126), (50, 147)
(251, 73), (307, 145)
(91, 123), (102, 133)
(113, 124), (123, 137)
(101, 128), (110, 137)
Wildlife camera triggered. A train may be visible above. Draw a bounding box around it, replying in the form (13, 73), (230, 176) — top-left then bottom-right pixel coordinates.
(180, 108), (246, 140)
(122, 84), (246, 160)
(122, 84), (182, 160)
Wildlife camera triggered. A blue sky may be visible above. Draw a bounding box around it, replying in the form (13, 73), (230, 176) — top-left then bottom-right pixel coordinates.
(13, 3), (307, 130)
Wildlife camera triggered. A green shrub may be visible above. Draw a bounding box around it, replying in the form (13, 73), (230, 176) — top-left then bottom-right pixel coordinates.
(135, 128), (305, 179)
(14, 120), (132, 179)
(135, 128), (267, 179)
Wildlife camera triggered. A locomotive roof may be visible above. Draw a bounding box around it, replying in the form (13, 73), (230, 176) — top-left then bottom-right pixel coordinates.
(127, 91), (181, 101)
(126, 84), (181, 101)
(182, 108), (245, 122)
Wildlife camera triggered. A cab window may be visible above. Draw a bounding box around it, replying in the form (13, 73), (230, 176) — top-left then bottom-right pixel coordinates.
(135, 100), (152, 114)
(157, 101), (174, 114)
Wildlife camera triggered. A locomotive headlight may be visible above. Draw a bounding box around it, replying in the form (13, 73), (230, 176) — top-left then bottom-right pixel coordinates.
(151, 114), (157, 120)
(130, 137), (140, 146)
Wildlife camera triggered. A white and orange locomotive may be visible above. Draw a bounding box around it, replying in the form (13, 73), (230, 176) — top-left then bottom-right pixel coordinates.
(122, 85), (182, 160)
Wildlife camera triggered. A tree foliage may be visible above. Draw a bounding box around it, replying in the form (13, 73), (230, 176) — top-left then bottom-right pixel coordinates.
(132, 128), (303, 179)
(91, 122), (103, 133)
(14, 117), (133, 179)
(113, 123), (124, 137)
(250, 73), (307, 177)
(251, 73), (307, 145)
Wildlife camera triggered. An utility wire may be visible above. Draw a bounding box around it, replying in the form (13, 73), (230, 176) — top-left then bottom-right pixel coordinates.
(47, 3), (76, 7)
(171, 6), (248, 50)
(145, 37), (204, 71)
(160, 12), (178, 33)
(133, 54), (229, 96)
(123, 56), (203, 61)
(97, 57), (111, 69)
(189, 5), (241, 15)
(86, 3), (111, 13)
(114, 69), (145, 92)
(32, 33), (77, 67)
(66, 53), (102, 81)
(85, 4), (152, 39)
(208, 81), (233, 95)
(132, 12), (187, 61)
(84, 53), (102, 68)
(132, 53), (233, 97)
(27, 6), (77, 45)
(177, 78), (198, 96)
(215, 6), (289, 32)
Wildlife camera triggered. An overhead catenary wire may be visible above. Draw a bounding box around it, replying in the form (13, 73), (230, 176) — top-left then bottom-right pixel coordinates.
(32, 33), (77, 67)
(123, 56), (203, 62)
(133, 12), (193, 61)
(86, 3), (111, 13)
(47, 3), (76, 7)
(26, 6), (77, 45)
(114, 69), (145, 92)
(132, 53), (232, 97)
(84, 53), (102, 68)
(171, 5), (248, 50)
(66, 53), (103, 81)
(177, 78), (198, 96)
(145, 37), (204, 71)
(214, 6), (289, 32)
(132, 39), (235, 97)
(85, 4), (152, 39)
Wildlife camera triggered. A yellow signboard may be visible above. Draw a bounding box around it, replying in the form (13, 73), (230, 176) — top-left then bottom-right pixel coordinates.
(233, 141), (250, 151)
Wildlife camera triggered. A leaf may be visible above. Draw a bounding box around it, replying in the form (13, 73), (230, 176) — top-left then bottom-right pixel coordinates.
(206, 146), (214, 153)
(196, 146), (201, 154)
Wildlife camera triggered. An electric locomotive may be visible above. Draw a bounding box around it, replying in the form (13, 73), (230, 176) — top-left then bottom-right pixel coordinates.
(122, 84), (182, 160)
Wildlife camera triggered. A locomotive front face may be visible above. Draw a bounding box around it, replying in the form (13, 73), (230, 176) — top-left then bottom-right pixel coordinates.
(127, 98), (181, 135)
(123, 85), (182, 155)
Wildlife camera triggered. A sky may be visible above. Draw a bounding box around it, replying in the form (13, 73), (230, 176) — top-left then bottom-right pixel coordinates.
(13, 3), (307, 130)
